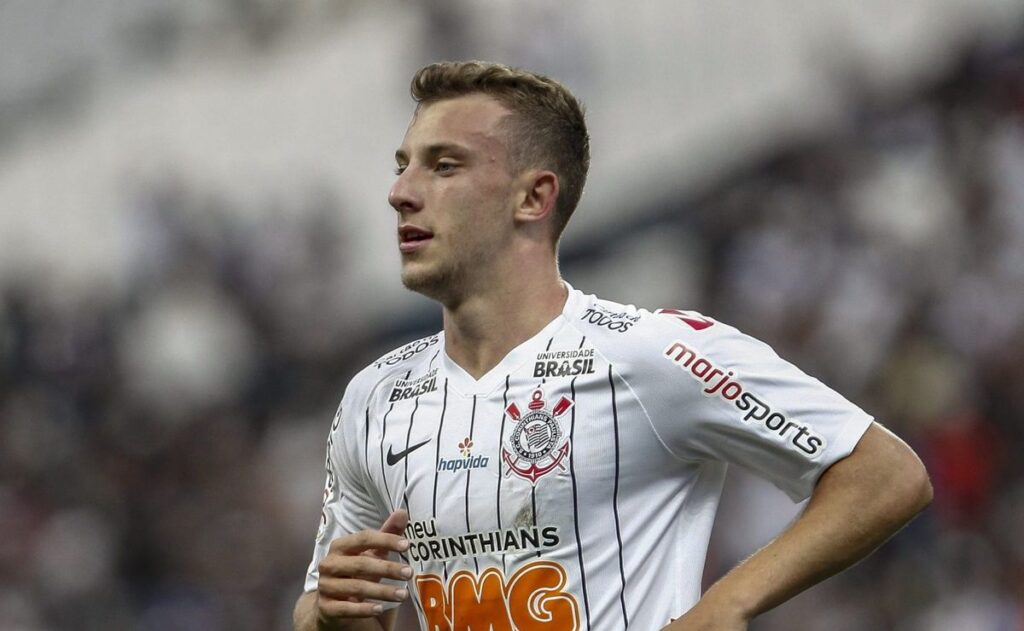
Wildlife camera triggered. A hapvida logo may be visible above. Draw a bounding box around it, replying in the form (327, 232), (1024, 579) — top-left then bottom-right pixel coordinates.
(438, 437), (490, 472)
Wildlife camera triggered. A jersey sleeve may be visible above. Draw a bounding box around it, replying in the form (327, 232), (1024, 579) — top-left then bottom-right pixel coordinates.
(631, 310), (873, 502)
(303, 376), (389, 593)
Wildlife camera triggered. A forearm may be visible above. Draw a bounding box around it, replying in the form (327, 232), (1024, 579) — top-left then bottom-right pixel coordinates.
(293, 591), (392, 631)
(293, 591), (325, 631)
(698, 423), (932, 620)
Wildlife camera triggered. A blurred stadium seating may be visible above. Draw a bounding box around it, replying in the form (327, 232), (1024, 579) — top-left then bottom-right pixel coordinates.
(1, 2), (1023, 629)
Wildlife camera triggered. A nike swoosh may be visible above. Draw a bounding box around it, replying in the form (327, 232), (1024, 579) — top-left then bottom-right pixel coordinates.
(386, 438), (432, 466)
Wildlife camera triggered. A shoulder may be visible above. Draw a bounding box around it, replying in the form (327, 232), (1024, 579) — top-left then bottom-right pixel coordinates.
(567, 288), (783, 376)
(342, 332), (444, 410)
(568, 288), (730, 355)
(368, 332), (443, 372)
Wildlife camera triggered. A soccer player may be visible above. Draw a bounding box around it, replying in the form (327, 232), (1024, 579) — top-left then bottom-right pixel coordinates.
(293, 61), (932, 631)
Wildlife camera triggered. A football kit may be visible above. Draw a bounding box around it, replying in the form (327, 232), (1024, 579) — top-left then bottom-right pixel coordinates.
(304, 283), (873, 630)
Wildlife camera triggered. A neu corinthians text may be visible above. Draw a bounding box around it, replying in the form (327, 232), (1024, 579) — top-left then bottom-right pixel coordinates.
(403, 519), (560, 562)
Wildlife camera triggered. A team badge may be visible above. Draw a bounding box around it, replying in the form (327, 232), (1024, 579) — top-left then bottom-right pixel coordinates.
(502, 388), (573, 484)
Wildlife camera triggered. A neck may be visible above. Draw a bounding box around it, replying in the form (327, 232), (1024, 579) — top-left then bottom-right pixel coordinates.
(442, 263), (567, 380)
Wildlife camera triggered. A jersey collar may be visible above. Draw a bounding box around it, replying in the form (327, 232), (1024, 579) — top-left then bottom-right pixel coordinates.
(440, 282), (586, 396)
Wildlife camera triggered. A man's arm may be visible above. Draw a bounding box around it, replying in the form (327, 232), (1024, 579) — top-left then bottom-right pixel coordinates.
(293, 591), (398, 631)
(294, 510), (411, 631)
(667, 422), (932, 630)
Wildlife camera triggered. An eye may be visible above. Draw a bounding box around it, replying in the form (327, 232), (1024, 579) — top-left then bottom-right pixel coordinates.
(436, 161), (458, 174)
(394, 165), (407, 176)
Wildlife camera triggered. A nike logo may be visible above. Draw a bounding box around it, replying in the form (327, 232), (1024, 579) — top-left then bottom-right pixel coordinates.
(386, 438), (432, 466)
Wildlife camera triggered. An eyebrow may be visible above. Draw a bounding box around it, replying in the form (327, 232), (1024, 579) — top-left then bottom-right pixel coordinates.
(395, 142), (471, 164)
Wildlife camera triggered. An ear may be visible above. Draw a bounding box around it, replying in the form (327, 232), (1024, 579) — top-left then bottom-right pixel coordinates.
(514, 170), (559, 225)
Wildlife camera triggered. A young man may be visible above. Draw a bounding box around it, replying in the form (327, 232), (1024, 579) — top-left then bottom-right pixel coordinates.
(293, 61), (932, 631)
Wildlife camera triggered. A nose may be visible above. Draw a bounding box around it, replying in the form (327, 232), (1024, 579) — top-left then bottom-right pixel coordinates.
(388, 170), (422, 214)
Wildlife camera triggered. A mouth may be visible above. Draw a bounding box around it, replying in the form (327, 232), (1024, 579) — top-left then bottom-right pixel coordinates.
(398, 225), (434, 253)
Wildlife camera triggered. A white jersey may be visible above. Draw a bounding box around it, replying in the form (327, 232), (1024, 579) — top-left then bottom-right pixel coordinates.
(305, 284), (873, 630)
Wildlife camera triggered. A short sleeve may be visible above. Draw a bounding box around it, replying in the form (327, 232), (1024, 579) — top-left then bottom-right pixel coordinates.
(637, 311), (873, 502)
(303, 384), (389, 593)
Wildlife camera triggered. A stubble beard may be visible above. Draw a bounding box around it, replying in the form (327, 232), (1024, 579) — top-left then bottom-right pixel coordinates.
(400, 239), (493, 307)
(401, 259), (459, 304)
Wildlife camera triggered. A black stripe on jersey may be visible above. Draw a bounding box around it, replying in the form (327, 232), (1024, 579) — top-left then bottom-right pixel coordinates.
(373, 373), (427, 621)
(609, 365), (629, 627)
(400, 395), (427, 625)
(496, 374), (511, 575)
(401, 396), (420, 510)
(363, 408), (371, 481)
(568, 336), (592, 629)
(530, 336), (555, 542)
(377, 429), (393, 510)
(530, 487), (540, 557)
(430, 379), (449, 516)
(376, 368), (411, 508)
(465, 395), (480, 574)
(399, 373), (436, 623)
(431, 379), (449, 578)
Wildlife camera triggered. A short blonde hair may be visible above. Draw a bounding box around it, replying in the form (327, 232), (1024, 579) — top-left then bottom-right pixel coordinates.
(410, 61), (590, 241)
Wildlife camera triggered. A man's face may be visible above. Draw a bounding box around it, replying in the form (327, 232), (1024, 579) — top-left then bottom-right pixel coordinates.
(389, 94), (519, 303)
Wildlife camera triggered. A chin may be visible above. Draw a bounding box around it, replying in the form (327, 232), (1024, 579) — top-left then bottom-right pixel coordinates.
(401, 266), (446, 297)
(401, 261), (462, 304)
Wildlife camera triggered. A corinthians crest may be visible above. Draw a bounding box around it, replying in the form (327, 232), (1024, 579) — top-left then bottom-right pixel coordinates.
(502, 388), (573, 484)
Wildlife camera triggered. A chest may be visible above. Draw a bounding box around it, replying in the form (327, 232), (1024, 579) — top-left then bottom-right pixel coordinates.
(366, 364), (669, 538)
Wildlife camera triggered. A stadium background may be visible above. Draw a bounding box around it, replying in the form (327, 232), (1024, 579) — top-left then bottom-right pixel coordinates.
(2, 1), (1024, 629)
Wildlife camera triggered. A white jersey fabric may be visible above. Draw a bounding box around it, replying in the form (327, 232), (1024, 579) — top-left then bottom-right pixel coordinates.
(305, 283), (873, 630)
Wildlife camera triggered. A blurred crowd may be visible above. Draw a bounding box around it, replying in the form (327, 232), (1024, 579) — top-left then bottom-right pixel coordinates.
(2, 35), (1024, 631)
(0, 180), (375, 629)
(689, 39), (1024, 630)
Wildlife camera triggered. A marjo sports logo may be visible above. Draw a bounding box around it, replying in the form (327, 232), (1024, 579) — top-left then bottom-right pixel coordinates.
(662, 340), (827, 456)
